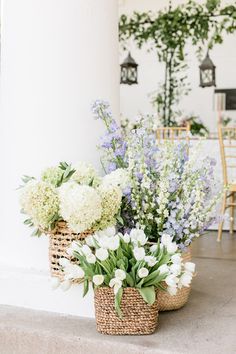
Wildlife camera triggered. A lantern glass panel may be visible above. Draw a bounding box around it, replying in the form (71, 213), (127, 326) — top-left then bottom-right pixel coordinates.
(202, 69), (213, 83)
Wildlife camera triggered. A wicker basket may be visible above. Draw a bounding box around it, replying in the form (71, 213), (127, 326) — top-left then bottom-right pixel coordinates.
(49, 221), (91, 280)
(157, 247), (192, 312)
(94, 287), (159, 335)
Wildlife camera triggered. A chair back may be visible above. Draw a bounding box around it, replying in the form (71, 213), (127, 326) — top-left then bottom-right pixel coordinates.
(218, 124), (236, 185)
(156, 123), (190, 144)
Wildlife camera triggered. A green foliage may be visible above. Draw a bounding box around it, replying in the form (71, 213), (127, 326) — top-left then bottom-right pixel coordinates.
(57, 162), (76, 187)
(119, 0), (236, 126)
(72, 235), (177, 315)
(138, 286), (156, 305)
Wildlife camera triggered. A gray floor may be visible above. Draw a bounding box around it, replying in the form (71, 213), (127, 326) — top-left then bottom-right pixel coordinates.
(1, 232), (236, 354)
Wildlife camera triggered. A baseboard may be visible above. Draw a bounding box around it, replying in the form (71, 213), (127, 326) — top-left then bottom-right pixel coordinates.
(0, 263), (95, 318)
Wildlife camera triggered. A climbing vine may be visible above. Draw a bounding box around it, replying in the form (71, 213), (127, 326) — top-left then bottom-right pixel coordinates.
(119, 0), (236, 126)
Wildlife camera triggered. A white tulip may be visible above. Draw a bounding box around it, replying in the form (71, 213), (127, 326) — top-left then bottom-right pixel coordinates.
(95, 248), (109, 261)
(130, 228), (147, 246)
(167, 286), (178, 296)
(184, 262), (196, 273)
(171, 254), (182, 264)
(85, 235), (95, 247)
(158, 264), (169, 275)
(107, 235), (120, 251)
(93, 274), (104, 286)
(86, 253), (96, 264)
(122, 233), (130, 243)
(167, 242), (178, 254)
(114, 283), (122, 295)
(161, 234), (173, 246)
(133, 247), (145, 261)
(98, 236), (110, 249)
(109, 278), (122, 294)
(170, 264), (181, 276)
(144, 255), (157, 267)
(66, 247), (74, 256)
(70, 241), (81, 252)
(150, 244), (157, 253)
(115, 269), (126, 280)
(65, 264), (85, 280)
(178, 272), (192, 288)
(138, 267), (149, 278)
(165, 274), (178, 287)
(60, 280), (72, 291)
(81, 244), (92, 256)
(96, 226), (116, 238)
(104, 226), (116, 237)
(51, 277), (60, 290)
(59, 258), (70, 267)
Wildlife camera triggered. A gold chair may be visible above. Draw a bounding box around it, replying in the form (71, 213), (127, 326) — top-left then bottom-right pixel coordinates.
(156, 123), (191, 144)
(217, 124), (236, 241)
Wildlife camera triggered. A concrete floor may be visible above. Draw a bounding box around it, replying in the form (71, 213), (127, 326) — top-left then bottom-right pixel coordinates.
(0, 232), (236, 354)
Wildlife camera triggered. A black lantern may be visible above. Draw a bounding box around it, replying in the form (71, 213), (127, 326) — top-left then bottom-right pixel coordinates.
(120, 52), (138, 85)
(199, 51), (216, 88)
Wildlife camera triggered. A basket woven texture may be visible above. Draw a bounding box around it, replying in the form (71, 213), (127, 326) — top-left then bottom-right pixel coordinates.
(157, 247), (192, 312)
(94, 287), (159, 335)
(49, 221), (91, 280)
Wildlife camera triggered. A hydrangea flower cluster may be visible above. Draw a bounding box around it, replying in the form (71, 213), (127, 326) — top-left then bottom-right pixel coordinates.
(94, 101), (221, 249)
(72, 161), (101, 187)
(19, 180), (59, 232)
(41, 167), (64, 187)
(58, 227), (195, 316)
(19, 161), (122, 235)
(59, 182), (102, 233)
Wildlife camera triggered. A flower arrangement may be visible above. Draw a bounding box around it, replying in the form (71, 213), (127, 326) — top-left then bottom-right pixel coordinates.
(59, 227), (195, 316)
(19, 161), (122, 236)
(92, 101), (221, 250)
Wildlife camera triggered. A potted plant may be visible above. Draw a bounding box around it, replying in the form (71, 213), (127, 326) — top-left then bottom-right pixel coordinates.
(59, 227), (195, 335)
(19, 161), (122, 280)
(92, 100), (221, 310)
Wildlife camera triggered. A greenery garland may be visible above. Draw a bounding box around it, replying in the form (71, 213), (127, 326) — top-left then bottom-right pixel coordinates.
(119, 0), (236, 127)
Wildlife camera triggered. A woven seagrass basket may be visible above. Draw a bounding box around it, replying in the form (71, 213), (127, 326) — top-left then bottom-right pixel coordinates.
(48, 221), (92, 280)
(157, 247), (192, 312)
(94, 287), (159, 335)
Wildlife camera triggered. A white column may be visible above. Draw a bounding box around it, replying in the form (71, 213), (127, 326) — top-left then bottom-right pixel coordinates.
(0, 0), (119, 317)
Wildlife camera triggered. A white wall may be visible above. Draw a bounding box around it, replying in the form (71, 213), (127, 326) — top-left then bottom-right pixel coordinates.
(0, 0), (119, 317)
(119, 0), (236, 132)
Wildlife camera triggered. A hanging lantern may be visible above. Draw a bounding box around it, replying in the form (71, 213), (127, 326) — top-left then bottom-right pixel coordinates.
(199, 51), (216, 88)
(120, 52), (138, 85)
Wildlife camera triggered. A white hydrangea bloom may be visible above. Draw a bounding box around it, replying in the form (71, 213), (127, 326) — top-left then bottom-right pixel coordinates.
(19, 180), (59, 230)
(72, 161), (101, 187)
(93, 185), (122, 231)
(101, 168), (130, 191)
(41, 166), (63, 186)
(59, 181), (102, 233)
